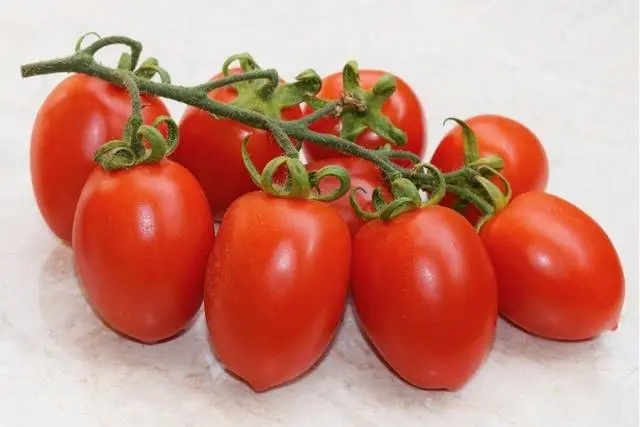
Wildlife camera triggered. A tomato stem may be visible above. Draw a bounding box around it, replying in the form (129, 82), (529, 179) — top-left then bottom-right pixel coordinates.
(20, 33), (507, 217)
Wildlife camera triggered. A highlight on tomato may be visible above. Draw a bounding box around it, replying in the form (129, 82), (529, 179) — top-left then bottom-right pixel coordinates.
(73, 116), (214, 344)
(204, 152), (352, 392)
(30, 73), (170, 245)
(349, 178), (498, 390)
(479, 191), (625, 341)
(301, 61), (426, 165)
(431, 115), (549, 224)
(172, 54), (322, 221)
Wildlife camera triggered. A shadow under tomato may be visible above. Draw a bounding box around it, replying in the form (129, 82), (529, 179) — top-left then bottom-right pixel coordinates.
(327, 305), (464, 410)
(493, 316), (607, 365)
(37, 244), (214, 393)
(204, 300), (351, 394)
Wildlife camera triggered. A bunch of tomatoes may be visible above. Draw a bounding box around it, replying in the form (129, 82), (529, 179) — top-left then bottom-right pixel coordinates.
(26, 42), (625, 393)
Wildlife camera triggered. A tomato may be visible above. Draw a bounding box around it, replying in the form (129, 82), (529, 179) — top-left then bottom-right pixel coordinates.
(479, 191), (624, 341)
(72, 160), (214, 344)
(431, 114), (549, 223)
(204, 191), (351, 391)
(301, 70), (426, 163)
(30, 74), (170, 245)
(351, 206), (497, 390)
(172, 70), (302, 221)
(306, 157), (391, 237)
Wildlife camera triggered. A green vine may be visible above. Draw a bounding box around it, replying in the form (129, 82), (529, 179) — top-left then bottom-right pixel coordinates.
(20, 33), (510, 220)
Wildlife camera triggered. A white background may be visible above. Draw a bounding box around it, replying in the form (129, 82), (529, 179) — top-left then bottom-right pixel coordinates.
(0, 0), (638, 426)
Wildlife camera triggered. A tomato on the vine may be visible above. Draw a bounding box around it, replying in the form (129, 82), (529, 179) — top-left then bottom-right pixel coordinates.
(480, 191), (624, 341)
(172, 69), (303, 221)
(204, 191), (351, 392)
(30, 74), (170, 245)
(306, 157), (390, 237)
(431, 114), (549, 223)
(73, 160), (214, 344)
(302, 69), (426, 163)
(351, 206), (497, 390)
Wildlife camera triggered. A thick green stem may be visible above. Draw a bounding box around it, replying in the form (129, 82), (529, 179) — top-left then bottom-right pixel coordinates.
(20, 36), (507, 218)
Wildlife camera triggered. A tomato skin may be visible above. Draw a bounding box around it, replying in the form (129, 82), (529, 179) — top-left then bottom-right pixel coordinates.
(172, 70), (303, 221)
(30, 74), (170, 245)
(72, 160), (214, 344)
(204, 191), (351, 392)
(301, 70), (426, 163)
(351, 207), (497, 390)
(479, 191), (624, 341)
(306, 157), (391, 238)
(431, 114), (549, 223)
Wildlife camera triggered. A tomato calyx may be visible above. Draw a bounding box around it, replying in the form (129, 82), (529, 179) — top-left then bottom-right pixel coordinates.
(92, 71), (179, 171)
(474, 168), (512, 229)
(350, 163), (446, 221)
(220, 53), (322, 119)
(307, 61), (408, 148)
(241, 136), (351, 201)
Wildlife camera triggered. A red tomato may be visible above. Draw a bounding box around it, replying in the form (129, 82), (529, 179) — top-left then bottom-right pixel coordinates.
(351, 206), (497, 390)
(204, 191), (351, 392)
(301, 70), (426, 163)
(172, 70), (302, 221)
(431, 114), (549, 223)
(480, 191), (624, 341)
(30, 74), (170, 245)
(73, 160), (214, 344)
(306, 157), (391, 237)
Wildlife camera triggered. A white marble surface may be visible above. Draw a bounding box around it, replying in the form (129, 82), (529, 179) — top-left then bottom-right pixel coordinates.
(1, 0), (638, 425)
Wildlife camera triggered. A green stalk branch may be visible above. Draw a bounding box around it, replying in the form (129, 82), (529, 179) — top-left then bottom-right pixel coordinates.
(20, 35), (506, 217)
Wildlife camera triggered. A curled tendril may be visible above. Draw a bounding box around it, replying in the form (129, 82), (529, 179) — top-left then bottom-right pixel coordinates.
(413, 162), (446, 205)
(152, 115), (179, 155)
(93, 140), (136, 171)
(240, 135), (262, 186)
(261, 156), (311, 199)
(74, 32), (101, 52)
(378, 196), (420, 221)
(390, 178), (421, 204)
(222, 52), (260, 77)
(134, 57), (172, 84)
(79, 35), (143, 71)
(443, 117), (480, 165)
(241, 136), (311, 199)
(474, 166), (512, 212)
(349, 188), (381, 220)
(310, 165), (351, 202)
(135, 125), (169, 164)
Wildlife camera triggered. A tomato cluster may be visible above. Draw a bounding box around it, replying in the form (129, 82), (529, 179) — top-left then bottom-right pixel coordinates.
(27, 46), (625, 394)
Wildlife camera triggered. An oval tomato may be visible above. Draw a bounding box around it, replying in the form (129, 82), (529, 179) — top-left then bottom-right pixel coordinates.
(301, 70), (426, 163)
(72, 160), (214, 344)
(479, 191), (624, 341)
(204, 191), (351, 392)
(431, 114), (549, 223)
(172, 70), (302, 221)
(30, 74), (170, 245)
(351, 206), (497, 390)
(306, 157), (391, 237)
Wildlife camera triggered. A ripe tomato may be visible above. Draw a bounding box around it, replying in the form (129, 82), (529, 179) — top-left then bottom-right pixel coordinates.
(73, 160), (214, 344)
(30, 74), (170, 245)
(204, 191), (351, 392)
(431, 114), (549, 223)
(479, 191), (624, 341)
(301, 70), (426, 163)
(172, 70), (302, 221)
(351, 206), (497, 390)
(306, 157), (391, 237)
